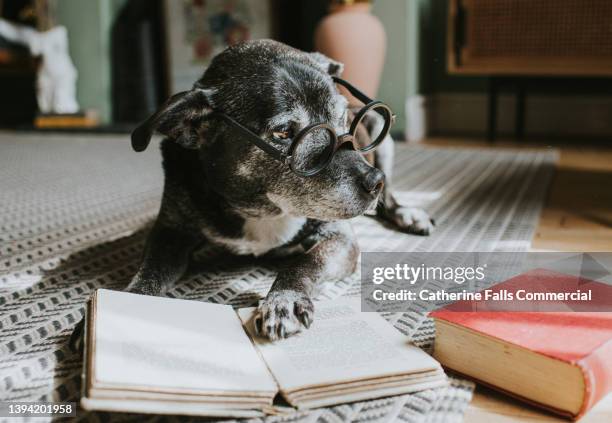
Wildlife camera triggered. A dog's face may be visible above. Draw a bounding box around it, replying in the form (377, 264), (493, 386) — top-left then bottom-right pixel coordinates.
(132, 40), (384, 221)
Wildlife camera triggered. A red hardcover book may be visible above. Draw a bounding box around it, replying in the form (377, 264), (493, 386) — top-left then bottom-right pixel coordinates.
(431, 269), (612, 420)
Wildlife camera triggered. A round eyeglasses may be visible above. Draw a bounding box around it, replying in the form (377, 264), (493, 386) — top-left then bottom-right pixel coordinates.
(213, 77), (395, 177)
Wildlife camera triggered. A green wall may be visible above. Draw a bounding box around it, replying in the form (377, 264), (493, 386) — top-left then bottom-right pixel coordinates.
(372, 0), (487, 133)
(56, 0), (127, 124)
(372, 0), (410, 132)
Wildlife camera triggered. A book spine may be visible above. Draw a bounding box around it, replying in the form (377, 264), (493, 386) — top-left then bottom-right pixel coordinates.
(576, 338), (612, 419)
(80, 296), (93, 406)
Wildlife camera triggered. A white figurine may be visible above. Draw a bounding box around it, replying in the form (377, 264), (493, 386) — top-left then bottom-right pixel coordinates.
(0, 18), (79, 114)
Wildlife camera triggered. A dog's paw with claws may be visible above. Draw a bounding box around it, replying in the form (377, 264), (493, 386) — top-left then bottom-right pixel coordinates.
(254, 290), (313, 341)
(390, 207), (435, 236)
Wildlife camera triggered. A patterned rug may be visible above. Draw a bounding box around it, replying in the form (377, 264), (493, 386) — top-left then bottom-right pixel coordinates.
(0, 132), (557, 422)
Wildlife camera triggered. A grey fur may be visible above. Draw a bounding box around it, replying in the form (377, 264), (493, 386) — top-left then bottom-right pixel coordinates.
(124, 40), (434, 340)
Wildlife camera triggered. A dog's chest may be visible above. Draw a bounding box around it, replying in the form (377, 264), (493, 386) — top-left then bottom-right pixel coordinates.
(221, 215), (306, 256)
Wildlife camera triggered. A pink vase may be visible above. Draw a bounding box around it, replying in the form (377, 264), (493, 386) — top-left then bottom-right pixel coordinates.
(314, 1), (386, 103)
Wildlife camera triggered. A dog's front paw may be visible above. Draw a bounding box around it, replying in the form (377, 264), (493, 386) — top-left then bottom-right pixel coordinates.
(254, 290), (314, 341)
(391, 207), (435, 236)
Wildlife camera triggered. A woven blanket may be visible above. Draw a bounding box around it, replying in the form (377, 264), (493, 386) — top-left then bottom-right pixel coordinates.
(0, 133), (557, 422)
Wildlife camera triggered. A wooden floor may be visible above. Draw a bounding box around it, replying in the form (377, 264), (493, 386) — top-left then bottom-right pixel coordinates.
(423, 137), (612, 422)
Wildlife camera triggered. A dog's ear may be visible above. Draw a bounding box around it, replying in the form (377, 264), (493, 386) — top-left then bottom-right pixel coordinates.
(131, 88), (213, 152)
(308, 52), (344, 77)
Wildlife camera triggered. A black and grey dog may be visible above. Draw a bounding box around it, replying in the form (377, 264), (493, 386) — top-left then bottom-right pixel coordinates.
(127, 40), (434, 340)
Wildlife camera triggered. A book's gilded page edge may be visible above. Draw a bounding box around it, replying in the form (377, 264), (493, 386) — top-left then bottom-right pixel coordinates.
(282, 368), (443, 396)
(79, 397), (265, 418)
(89, 384), (275, 399)
(285, 372), (447, 402)
(87, 387), (272, 404)
(432, 318), (581, 367)
(292, 380), (448, 410)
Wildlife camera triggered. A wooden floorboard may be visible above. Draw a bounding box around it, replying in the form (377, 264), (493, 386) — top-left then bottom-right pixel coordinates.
(422, 137), (612, 422)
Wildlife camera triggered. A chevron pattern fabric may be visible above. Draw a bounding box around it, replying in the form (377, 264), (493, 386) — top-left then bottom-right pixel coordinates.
(0, 133), (556, 422)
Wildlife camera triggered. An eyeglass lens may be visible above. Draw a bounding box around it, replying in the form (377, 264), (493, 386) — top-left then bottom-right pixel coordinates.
(291, 126), (336, 175)
(291, 103), (392, 175)
(351, 104), (391, 151)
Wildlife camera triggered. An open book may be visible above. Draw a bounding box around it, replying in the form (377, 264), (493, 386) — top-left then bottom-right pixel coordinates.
(81, 289), (447, 417)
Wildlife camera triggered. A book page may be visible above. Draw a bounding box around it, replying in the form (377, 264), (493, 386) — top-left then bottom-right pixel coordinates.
(93, 289), (277, 395)
(238, 298), (443, 393)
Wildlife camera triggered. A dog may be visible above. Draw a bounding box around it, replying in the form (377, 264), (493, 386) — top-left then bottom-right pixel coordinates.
(124, 40), (434, 341)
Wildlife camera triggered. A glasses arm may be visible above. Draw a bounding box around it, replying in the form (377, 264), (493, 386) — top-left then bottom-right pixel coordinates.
(211, 112), (288, 162)
(332, 77), (396, 123)
(332, 76), (375, 105)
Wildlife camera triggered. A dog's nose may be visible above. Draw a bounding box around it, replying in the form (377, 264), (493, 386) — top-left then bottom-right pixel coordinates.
(361, 168), (385, 194)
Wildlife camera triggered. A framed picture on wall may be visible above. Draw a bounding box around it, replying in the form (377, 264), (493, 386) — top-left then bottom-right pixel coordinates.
(164, 0), (272, 94)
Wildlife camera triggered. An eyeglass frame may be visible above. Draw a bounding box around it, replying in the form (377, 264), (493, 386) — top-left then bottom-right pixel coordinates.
(211, 76), (396, 177)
